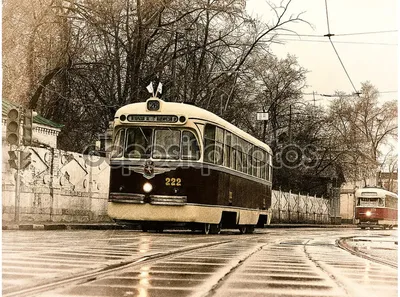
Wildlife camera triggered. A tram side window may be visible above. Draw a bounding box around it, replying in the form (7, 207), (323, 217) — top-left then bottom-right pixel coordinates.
(385, 195), (397, 209)
(111, 129), (125, 158)
(266, 153), (271, 181)
(262, 152), (267, 180)
(236, 138), (243, 172)
(214, 127), (224, 165)
(260, 161), (265, 179)
(204, 124), (216, 163)
(153, 129), (181, 159)
(269, 155), (273, 181)
(125, 127), (153, 158)
(248, 145), (254, 176)
(182, 131), (200, 160)
(223, 131), (231, 167)
(252, 147), (259, 177)
(261, 151), (267, 179)
(231, 134), (237, 170)
(242, 140), (249, 173)
(269, 165), (273, 181)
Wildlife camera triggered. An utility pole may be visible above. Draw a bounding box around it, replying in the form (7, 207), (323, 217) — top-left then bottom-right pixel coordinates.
(313, 91), (316, 106)
(256, 110), (269, 142)
(172, 31), (178, 99)
(288, 104), (292, 143)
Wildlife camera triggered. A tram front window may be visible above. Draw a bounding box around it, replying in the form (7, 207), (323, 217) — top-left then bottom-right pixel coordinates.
(125, 127), (153, 158)
(357, 198), (384, 207)
(112, 127), (200, 160)
(111, 129), (126, 158)
(182, 131), (200, 160)
(153, 129), (181, 159)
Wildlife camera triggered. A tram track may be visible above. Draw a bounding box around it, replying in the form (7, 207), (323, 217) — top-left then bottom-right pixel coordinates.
(3, 234), (259, 297)
(337, 237), (398, 269)
(3, 229), (397, 297)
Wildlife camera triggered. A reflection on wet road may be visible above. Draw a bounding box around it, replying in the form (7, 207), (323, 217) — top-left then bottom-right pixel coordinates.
(2, 228), (397, 297)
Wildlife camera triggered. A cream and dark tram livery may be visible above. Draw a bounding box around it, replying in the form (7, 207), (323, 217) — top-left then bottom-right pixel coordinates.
(107, 97), (273, 234)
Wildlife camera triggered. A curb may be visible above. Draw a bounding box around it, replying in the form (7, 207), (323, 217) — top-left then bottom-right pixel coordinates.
(3, 223), (357, 230)
(267, 224), (357, 229)
(2, 223), (124, 231)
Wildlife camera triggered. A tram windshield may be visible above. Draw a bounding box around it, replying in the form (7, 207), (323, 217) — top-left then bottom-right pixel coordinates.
(357, 197), (384, 207)
(111, 127), (200, 160)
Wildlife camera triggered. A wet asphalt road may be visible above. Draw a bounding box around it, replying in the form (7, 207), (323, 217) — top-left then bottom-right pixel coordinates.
(2, 227), (397, 297)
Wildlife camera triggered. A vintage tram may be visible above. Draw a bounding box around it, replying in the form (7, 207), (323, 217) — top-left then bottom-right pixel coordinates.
(355, 187), (398, 229)
(107, 96), (273, 234)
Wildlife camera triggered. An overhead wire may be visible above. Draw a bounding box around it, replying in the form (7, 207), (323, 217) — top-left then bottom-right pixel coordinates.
(324, 0), (360, 96)
(277, 30), (397, 38)
(274, 39), (397, 46)
(334, 30), (397, 36)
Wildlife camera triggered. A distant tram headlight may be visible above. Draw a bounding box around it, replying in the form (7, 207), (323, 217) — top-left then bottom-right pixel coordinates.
(143, 182), (153, 193)
(366, 211), (372, 217)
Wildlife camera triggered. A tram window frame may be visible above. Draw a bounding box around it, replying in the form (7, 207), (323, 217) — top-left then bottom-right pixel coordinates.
(385, 195), (397, 208)
(269, 165), (273, 181)
(246, 154), (252, 175)
(231, 134), (237, 170)
(240, 139), (247, 173)
(111, 128), (126, 158)
(248, 145), (254, 176)
(242, 140), (248, 174)
(252, 149), (258, 177)
(204, 124), (216, 164)
(215, 127), (224, 165)
(223, 131), (231, 168)
(236, 149), (243, 172)
(257, 160), (261, 178)
(181, 130), (200, 161)
(125, 127), (153, 159)
(153, 129), (181, 160)
(260, 161), (265, 179)
(357, 197), (383, 207)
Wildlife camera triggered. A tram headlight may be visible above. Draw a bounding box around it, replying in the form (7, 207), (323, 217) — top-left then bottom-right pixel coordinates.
(366, 211), (372, 217)
(143, 182), (153, 193)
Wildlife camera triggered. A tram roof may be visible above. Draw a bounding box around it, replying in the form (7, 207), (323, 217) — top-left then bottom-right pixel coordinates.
(355, 187), (398, 198)
(115, 97), (272, 153)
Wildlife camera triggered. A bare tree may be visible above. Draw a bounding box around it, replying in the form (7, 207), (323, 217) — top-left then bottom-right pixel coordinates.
(3, 0), (309, 152)
(232, 54), (308, 145)
(323, 82), (397, 183)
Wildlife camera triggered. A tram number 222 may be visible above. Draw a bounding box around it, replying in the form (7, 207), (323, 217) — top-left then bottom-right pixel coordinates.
(165, 177), (181, 186)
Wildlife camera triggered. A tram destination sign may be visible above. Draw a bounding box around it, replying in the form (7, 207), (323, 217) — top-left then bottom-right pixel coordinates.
(127, 114), (178, 123)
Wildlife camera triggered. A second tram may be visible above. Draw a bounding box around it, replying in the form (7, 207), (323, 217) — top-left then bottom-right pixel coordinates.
(107, 96), (273, 234)
(355, 187), (398, 229)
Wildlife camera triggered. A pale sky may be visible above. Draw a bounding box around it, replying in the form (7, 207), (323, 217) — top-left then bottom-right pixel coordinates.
(246, 0), (398, 106)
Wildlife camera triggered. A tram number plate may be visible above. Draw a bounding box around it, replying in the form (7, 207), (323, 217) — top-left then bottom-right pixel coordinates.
(165, 177), (181, 186)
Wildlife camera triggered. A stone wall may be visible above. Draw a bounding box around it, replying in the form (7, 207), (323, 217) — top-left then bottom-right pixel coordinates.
(2, 145), (111, 223)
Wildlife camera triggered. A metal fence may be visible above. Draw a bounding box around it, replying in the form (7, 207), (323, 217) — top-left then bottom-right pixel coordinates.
(271, 190), (330, 224)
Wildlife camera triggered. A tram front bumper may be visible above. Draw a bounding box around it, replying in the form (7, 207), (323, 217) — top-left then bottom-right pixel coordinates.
(107, 202), (222, 224)
(109, 192), (187, 206)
